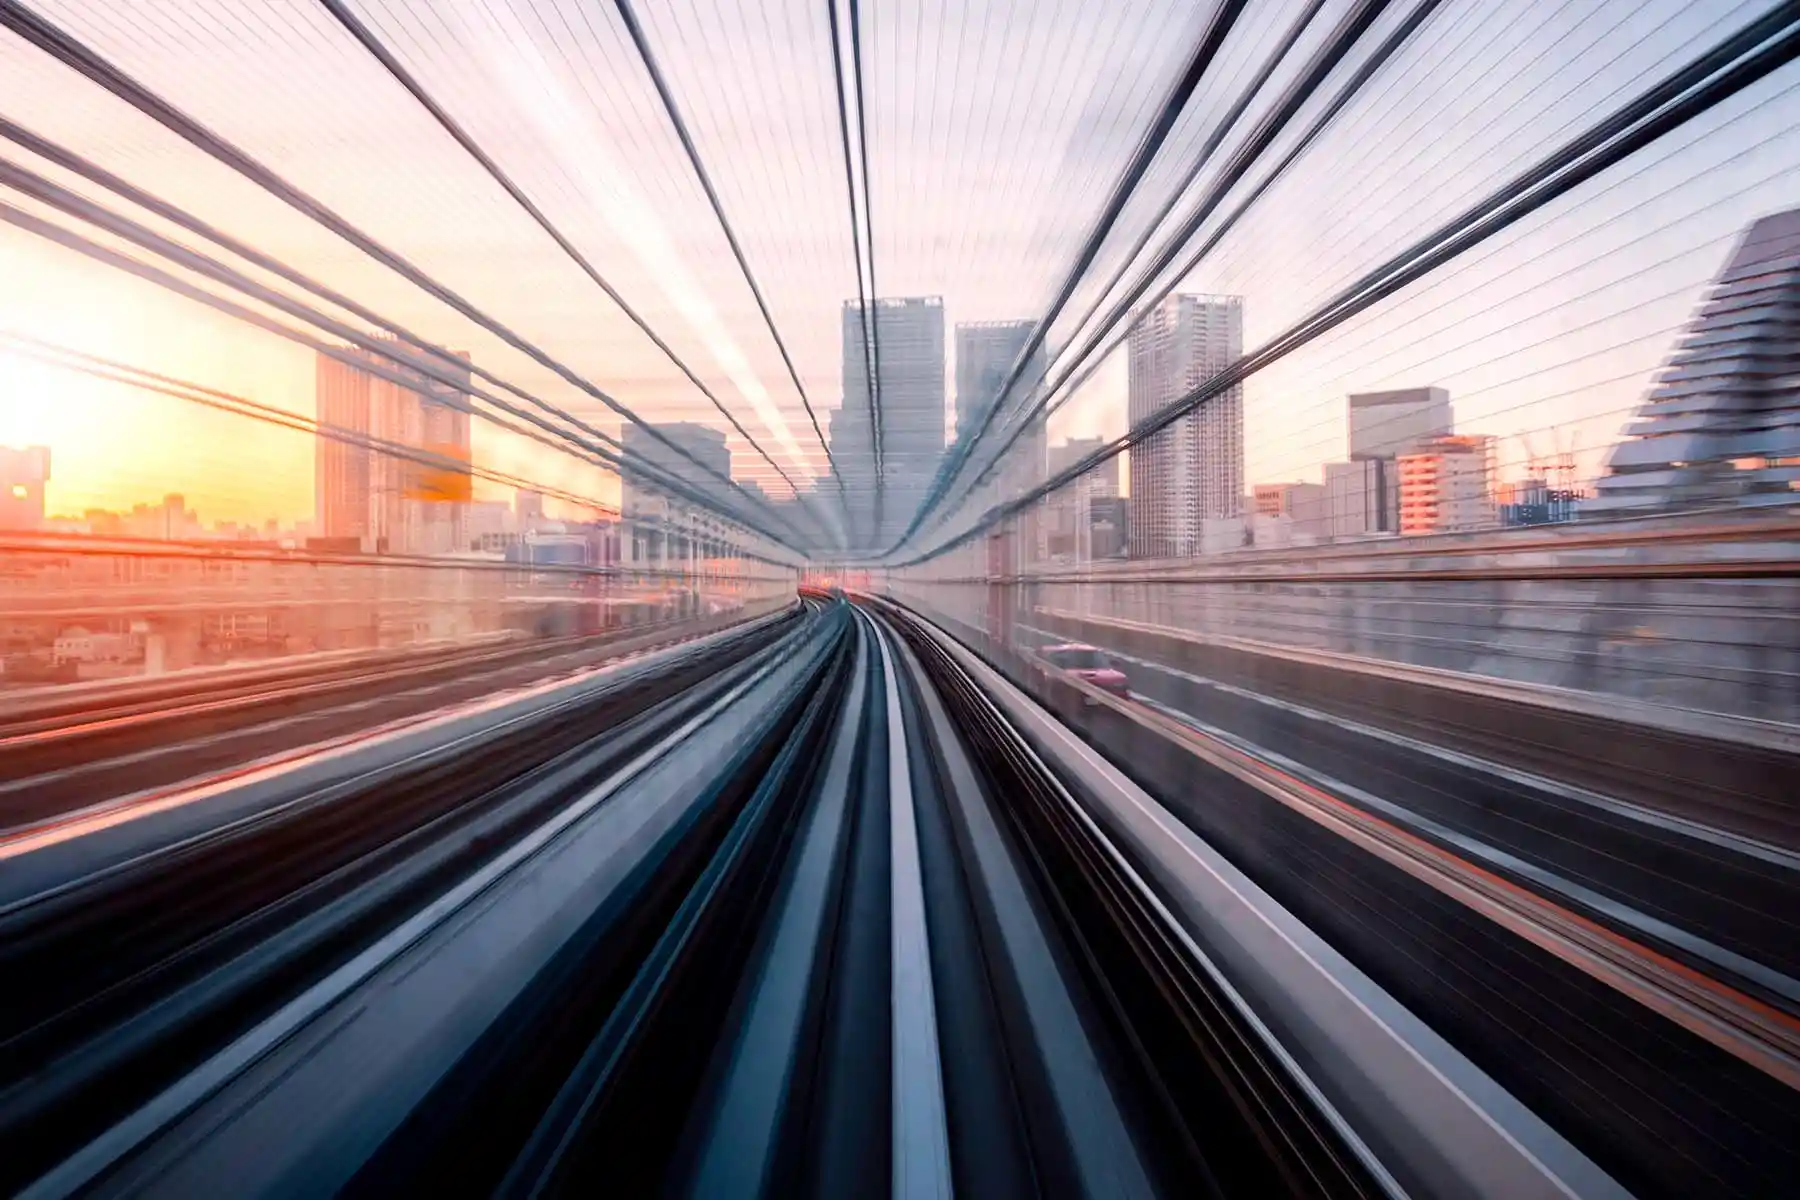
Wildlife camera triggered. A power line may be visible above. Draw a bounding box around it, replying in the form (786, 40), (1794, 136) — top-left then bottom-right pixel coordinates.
(0, 0), (810, 551)
(846, 0), (885, 545)
(608, 0), (849, 522)
(0, 187), (800, 554)
(892, 0), (1256, 552)
(0, 119), (818, 550)
(312, 0), (828, 547)
(825, 0), (881, 546)
(896, 0), (1800, 566)
(3, 334), (598, 517)
(0, 329), (808, 571)
(917, 0), (1439, 548)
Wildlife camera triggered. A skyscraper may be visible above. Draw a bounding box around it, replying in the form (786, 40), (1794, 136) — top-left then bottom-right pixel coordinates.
(1127, 294), (1244, 558)
(1591, 206), (1800, 513)
(1045, 437), (1117, 561)
(620, 421), (732, 520)
(955, 320), (1044, 441)
(414, 352), (472, 556)
(842, 297), (946, 551)
(829, 397), (876, 551)
(315, 341), (472, 555)
(315, 357), (373, 547)
(955, 319), (1048, 563)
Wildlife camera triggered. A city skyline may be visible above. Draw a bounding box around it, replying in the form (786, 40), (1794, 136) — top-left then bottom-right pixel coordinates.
(0, 334), (1681, 550)
(7, 203), (1792, 554)
(0, 244), (1696, 538)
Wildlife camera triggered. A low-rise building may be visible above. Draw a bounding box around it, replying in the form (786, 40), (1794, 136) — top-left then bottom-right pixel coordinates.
(1397, 434), (1497, 534)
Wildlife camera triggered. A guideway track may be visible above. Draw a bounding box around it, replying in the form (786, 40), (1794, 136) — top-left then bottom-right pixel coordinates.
(977, 600), (1800, 1199)
(1016, 618), (1800, 1012)
(0, 609), (804, 1195)
(0, 612), (771, 828)
(11, 595), (1626, 1199)
(886, 600), (1389, 1198)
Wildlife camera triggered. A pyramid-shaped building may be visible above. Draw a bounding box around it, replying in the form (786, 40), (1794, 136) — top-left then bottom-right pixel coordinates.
(1588, 207), (1800, 513)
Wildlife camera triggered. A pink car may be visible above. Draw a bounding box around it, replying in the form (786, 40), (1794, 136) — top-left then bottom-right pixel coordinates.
(1040, 643), (1130, 698)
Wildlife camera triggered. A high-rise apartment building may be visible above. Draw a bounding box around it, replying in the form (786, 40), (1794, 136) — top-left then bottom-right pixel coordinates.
(1397, 434), (1496, 534)
(315, 342), (472, 556)
(1592, 206), (1800, 513)
(954, 319), (1049, 566)
(0, 445), (50, 531)
(620, 422), (731, 518)
(315, 357), (372, 547)
(829, 398), (876, 550)
(1127, 294), (1244, 558)
(828, 402), (878, 554)
(842, 297), (946, 551)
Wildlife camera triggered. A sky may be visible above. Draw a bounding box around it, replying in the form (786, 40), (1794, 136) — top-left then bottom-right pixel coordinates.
(0, 0), (1795, 551)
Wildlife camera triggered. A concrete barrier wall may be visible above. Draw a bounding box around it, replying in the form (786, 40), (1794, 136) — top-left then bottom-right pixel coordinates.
(887, 513), (1800, 725)
(884, 579), (1800, 850)
(1027, 606), (1800, 850)
(1018, 575), (1800, 725)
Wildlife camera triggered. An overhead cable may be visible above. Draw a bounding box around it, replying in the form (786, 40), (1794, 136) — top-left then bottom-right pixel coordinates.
(0, 192), (798, 552)
(895, 0), (1800, 567)
(601, 0), (849, 516)
(917, 0), (1433, 546)
(0, 0), (808, 550)
(312, 0), (829, 544)
(892, 0), (1258, 550)
(1, 330), (804, 571)
(826, 0), (883, 542)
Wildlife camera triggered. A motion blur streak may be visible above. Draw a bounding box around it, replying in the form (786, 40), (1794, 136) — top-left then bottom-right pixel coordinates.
(2, 2), (1799, 1197)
